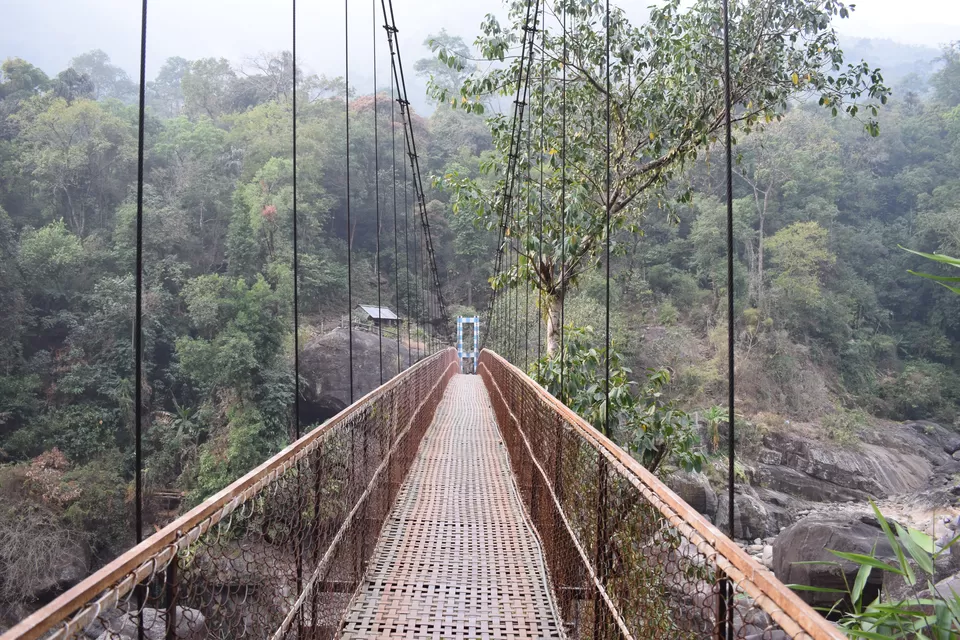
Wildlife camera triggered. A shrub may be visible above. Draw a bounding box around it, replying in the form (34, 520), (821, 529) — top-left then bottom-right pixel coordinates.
(879, 359), (959, 421)
(657, 299), (680, 326)
(532, 326), (705, 475)
(821, 406), (868, 447)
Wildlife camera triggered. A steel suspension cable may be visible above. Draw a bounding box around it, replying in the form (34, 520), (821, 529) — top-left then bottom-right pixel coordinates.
(604, 0), (611, 439)
(537, 0), (545, 365)
(402, 133), (415, 363)
(524, 104), (532, 371)
(723, 0), (736, 549)
(559, 0), (567, 402)
(292, 10), (304, 633)
(134, 0), (148, 551)
(722, 0), (736, 635)
(373, 0), (384, 385)
(389, 36), (402, 373)
(414, 187), (424, 356)
(345, 0), (355, 402)
(134, 4), (148, 635)
(292, 0), (301, 440)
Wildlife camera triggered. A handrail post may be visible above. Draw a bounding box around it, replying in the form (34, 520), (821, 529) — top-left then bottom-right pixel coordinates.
(164, 546), (178, 640)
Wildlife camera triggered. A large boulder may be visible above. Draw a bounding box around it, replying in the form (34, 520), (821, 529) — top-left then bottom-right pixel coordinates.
(773, 514), (897, 609)
(901, 421), (960, 457)
(88, 607), (205, 640)
(299, 328), (416, 424)
(758, 431), (933, 502)
(665, 471), (718, 520)
(715, 487), (782, 540)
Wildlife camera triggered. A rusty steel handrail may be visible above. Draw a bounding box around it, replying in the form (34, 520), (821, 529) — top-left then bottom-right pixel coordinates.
(3, 348), (458, 640)
(478, 348), (843, 640)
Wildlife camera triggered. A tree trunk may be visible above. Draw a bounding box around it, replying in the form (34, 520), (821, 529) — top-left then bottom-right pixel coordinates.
(466, 280), (472, 308)
(757, 195), (766, 309)
(545, 293), (563, 356)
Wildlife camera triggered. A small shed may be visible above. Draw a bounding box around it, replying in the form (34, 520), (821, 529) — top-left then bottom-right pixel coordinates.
(358, 305), (401, 327)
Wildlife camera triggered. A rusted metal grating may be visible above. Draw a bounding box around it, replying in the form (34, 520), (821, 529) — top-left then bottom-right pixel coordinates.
(339, 374), (564, 639)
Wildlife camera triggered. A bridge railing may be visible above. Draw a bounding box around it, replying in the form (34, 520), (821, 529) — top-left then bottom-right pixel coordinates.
(3, 348), (458, 640)
(478, 349), (843, 640)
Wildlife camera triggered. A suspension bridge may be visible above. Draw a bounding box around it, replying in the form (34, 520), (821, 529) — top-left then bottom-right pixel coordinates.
(1, 0), (850, 638)
(3, 349), (840, 640)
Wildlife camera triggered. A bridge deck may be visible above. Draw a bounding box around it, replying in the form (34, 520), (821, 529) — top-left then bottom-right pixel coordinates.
(339, 374), (563, 639)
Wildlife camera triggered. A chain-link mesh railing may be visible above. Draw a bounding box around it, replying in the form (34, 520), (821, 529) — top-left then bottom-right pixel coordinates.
(3, 348), (457, 640)
(478, 349), (843, 640)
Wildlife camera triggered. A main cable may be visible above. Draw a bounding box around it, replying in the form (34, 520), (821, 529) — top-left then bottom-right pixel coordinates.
(479, 0), (540, 355)
(384, 0), (449, 329)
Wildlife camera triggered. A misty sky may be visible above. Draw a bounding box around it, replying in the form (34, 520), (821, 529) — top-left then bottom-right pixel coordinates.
(2, 0), (958, 106)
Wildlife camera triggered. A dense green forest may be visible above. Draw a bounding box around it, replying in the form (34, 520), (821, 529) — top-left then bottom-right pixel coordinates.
(0, 4), (959, 626)
(0, 47), (469, 617)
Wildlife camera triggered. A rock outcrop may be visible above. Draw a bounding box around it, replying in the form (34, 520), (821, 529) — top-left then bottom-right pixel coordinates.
(772, 514), (897, 608)
(665, 471), (718, 520)
(757, 431), (933, 502)
(299, 328), (416, 424)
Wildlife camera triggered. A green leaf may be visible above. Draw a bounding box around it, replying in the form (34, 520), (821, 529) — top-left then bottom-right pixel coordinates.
(900, 246), (960, 268)
(907, 528), (937, 555)
(788, 584), (848, 593)
(906, 271), (960, 284)
(871, 501), (915, 585)
(852, 562), (872, 604)
(845, 629), (916, 640)
(896, 523), (935, 575)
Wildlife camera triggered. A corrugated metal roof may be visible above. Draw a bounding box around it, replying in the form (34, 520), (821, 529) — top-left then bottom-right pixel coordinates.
(359, 305), (399, 320)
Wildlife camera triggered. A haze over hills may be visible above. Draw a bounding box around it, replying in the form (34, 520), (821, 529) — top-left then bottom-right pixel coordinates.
(839, 35), (941, 91)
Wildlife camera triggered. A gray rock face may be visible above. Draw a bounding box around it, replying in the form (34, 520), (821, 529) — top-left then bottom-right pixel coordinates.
(715, 485), (795, 542)
(901, 421), (960, 457)
(715, 488), (776, 539)
(665, 471), (718, 520)
(773, 515), (897, 608)
(758, 431), (933, 502)
(299, 328), (416, 423)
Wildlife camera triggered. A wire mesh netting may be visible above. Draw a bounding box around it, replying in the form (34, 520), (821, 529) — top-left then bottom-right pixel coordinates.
(478, 349), (843, 640)
(4, 349), (456, 640)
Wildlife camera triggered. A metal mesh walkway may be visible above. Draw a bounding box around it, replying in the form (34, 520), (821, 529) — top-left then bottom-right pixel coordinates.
(339, 374), (564, 639)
